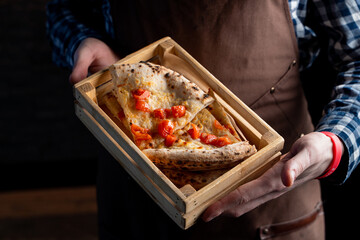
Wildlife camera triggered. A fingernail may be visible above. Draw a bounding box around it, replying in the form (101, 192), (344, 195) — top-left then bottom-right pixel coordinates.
(204, 212), (219, 222)
(289, 170), (296, 186)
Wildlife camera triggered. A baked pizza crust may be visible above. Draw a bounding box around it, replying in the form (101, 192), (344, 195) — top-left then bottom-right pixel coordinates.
(143, 141), (256, 171)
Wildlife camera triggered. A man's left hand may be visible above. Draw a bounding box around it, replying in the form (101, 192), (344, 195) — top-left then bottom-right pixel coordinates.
(202, 132), (338, 222)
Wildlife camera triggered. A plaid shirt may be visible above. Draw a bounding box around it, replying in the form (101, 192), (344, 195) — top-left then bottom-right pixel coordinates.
(46, 0), (360, 184)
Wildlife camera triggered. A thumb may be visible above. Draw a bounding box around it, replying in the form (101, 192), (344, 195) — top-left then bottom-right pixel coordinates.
(281, 150), (309, 187)
(69, 50), (93, 85)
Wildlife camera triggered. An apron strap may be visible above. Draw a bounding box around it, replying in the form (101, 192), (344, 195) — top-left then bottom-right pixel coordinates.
(259, 202), (324, 239)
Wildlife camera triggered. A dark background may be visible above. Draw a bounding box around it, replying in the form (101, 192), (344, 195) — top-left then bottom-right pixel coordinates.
(1, 1), (359, 239)
(0, 1), (98, 191)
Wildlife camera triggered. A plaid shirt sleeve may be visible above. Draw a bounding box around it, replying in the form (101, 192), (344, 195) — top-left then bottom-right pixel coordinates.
(308, 0), (360, 184)
(46, 0), (113, 69)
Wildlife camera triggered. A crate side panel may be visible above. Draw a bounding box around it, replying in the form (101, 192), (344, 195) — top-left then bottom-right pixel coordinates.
(75, 104), (187, 229)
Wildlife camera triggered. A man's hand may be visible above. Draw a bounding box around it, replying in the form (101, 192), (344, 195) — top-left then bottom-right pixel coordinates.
(69, 38), (119, 84)
(202, 132), (339, 222)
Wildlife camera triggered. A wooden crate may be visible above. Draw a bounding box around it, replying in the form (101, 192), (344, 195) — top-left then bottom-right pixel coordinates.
(73, 37), (284, 230)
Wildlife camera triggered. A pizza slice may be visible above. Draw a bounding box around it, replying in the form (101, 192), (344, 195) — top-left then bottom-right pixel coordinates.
(105, 62), (256, 172)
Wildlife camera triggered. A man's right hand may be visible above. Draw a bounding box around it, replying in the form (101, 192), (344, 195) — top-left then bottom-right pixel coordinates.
(69, 37), (119, 84)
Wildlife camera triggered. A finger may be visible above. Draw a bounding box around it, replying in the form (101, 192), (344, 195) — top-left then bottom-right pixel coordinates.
(201, 199), (224, 222)
(69, 51), (93, 85)
(87, 54), (120, 74)
(281, 149), (310, 187)
(202, 176), (276, 222)
(281, 168), (296, 187)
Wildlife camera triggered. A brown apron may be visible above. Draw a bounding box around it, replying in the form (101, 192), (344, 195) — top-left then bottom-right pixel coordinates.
(105, 0), (325, 239)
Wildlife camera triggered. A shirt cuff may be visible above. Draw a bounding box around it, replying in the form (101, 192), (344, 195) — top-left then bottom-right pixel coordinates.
(316, 111), (360, 184)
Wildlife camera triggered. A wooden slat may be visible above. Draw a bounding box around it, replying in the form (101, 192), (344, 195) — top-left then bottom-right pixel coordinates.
(0, 186), (97, 219)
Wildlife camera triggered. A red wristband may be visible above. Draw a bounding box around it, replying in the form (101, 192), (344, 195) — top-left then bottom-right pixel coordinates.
(316, 131), (342, 179)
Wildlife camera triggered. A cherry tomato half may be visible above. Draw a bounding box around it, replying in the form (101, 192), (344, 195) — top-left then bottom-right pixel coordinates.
(187, 123), (200, 139)
(135, 100), (150, 112)
(131, 124), (150, 134)
(171, 105), (186, 118)
(130, 124), (152, 142)
(200, 133), (217, 145)
(132, 89), (150, 100)
(165, 134), (177, 147)
(213, 136), (232, 147)
(153, 108), (165, 119)
(158, 120), (174, 138)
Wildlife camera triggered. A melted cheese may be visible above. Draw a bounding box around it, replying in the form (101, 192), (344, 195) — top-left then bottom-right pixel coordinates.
(110, 62), (215, 150)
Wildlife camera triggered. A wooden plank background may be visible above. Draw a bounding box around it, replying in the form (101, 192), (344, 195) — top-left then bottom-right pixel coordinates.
(0, 186), (98, 239)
